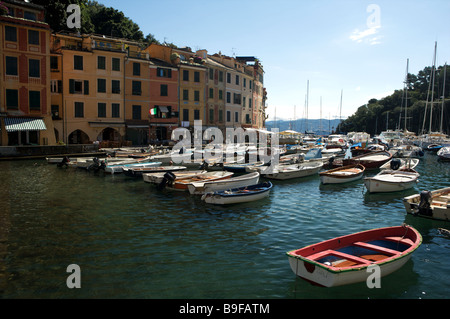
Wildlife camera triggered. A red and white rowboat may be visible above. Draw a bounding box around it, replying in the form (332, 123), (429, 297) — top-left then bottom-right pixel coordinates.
(286, 225), (422, 287)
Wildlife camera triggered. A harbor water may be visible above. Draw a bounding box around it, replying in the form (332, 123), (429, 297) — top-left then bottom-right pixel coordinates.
(0, 152), (449, 299)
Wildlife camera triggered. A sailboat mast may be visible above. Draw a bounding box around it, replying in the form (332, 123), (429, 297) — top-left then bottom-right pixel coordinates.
(306, 80), (309, 133)
(429, 41), (437, 133)
(441, 63), (447, 133)
(404, 58), (409, 132)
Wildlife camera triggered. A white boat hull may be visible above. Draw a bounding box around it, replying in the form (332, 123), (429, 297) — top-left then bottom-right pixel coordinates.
(263, 163), (323, 180)
(287, 253), (412, 287)
(403, 187), (450, 221)
(320, 173), (363, 185)
(203, 188), (270, 205)
(187, 172), (260, 195)
(364, 173), (418, 193)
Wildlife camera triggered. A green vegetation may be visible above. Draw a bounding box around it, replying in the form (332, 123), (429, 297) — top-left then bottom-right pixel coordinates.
(338, 64), (449, 136)
(31, 0), (173, 47)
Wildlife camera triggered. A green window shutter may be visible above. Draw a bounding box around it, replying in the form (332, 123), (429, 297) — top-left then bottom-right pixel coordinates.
(69, 79), (75, 94)
(84, 80), (89, 95)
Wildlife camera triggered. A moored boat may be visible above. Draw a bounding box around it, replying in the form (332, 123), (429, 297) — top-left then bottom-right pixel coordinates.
(379, 158), (419, 171)
(201, 181), (273, 205)
(188, 172), (260, 195)
(319, 164), (365, 185)
(437, 147), (450, 161)
(261, 161), (323, 180)
(403, 187), (450, 221)
(341, 150), (392, 170)
(164, 171), (234, 191)
(123, 165), (185, 177)
(286, 225), (422, 287)
(224, 161), (265, 173)
(142, 169), (204, 184)
(364, 168), (419, 193)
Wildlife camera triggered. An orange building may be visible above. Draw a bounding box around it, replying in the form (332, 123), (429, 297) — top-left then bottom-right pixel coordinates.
(0, 0), (55, 146)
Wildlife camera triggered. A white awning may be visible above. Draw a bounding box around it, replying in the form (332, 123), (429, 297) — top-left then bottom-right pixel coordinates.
(159, 106), (169, 113)
(4, 118), (47, 132)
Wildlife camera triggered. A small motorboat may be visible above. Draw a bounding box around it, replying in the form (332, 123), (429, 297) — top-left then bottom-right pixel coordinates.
(286, 224), (422, 287)
(163, 171), (234, 191)
(188, 172), (260, 195)
(261, 161), (323, 180)
(123, 165), (185, 177)
(403, 187), (450, 221)
(201, 181), (273, 205)
(437, 147), (450, 161)
(319, 164), (365, 185)
(379, 158), (419, 171)
(142, 170), (205, 184)
(224, 161), (265, 173)
(364, 168), (419, 193)
(341, 150), (392, 170)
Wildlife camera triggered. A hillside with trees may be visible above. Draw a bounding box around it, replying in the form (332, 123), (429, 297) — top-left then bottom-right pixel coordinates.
(31, 0), (169, 47)
(338, 64), (449, 136)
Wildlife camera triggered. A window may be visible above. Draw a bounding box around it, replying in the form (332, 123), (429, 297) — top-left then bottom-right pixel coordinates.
(98, 56), (106, 70)
(75, 102), (84, 118)
(246, 114), (251, 124)
(133, 63), (140, 76)
(5, 26), (17, 42)
(29, 91), (40, 111)
(112, 80), (120, 94)
(69, 79), (88, 94)
(243, 97), (246, 108)
(183, 70), (189, 81)
(132, 81), (141, 95)
(194, 71), (200, 82)
(50, 80), (62, 93)
(183, 89), (189, 101)
(249, 80), (252, 89)
(132, 105), (141, 120)
(209, 88), (214, 99)
(97, 79), (106, 93)
(74, 55), (83, 70)
(194, 110), (200, 120)
(51, 105), (60, 119)
(249, 98), (252, 108)
(112, 103), (120, 118)
(6, 89), (18, 109)
(157, 67), (172, 78)
(183, 109), (189, 121)
(209, 109), (214, 123)
(5, 56), (18, 75)
(243, 78), (246, 88)
(219, 71), (224, 82)
(233, 93), (241, 105)
(227, 111), (231, 122)
(226, 92), (231, 103)
(235, 112), (239, 122)
(160, 84), (168, 97)
(226, 73), (231, 83)
(98, 103), (106, 118)
(28, 30), (39, 45)
(209, 69), (214, 80)
(50, 56), (58, 70)
(235, 75), (239, 85)
(194, 90), (200, 102)
(29, 59), (40, 78)
(219, 110), (223, 122)
(112, 58), (120, 71)
(219, 90), (223, 100)
(24, 11), (36, 21)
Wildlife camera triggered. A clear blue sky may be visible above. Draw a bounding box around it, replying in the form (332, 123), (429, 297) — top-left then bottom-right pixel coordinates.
(100, 0), (449, 122)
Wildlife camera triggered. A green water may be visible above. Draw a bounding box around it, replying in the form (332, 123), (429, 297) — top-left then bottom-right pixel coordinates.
(0, 153), (449, 299)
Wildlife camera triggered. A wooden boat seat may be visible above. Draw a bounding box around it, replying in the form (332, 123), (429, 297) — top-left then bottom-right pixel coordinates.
(353, 241), (400, 255)
(307, 249), (371, 266)
(384, 236), (414, 246)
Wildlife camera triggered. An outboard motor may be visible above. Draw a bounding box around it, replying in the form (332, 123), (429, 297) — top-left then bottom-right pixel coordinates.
(88, 157), (106, 172)
(414, 190), (433, 217)
(57, 156), (70, 168)
(200, 161), (209, 170)
(390, 158), (401, 170)
(157, 171), (177, 190)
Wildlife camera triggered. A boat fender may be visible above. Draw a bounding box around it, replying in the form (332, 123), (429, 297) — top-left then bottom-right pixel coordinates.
(390, 158), (401, 170)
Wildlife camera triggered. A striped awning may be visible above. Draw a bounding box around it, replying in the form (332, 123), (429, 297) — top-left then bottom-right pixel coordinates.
(4, 118), (47, 132)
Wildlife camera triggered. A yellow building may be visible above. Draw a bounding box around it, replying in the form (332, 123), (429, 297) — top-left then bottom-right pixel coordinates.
(51, 32), (151, 146)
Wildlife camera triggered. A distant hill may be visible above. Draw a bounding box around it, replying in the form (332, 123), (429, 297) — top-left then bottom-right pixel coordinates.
(265, 118), (343, 135)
